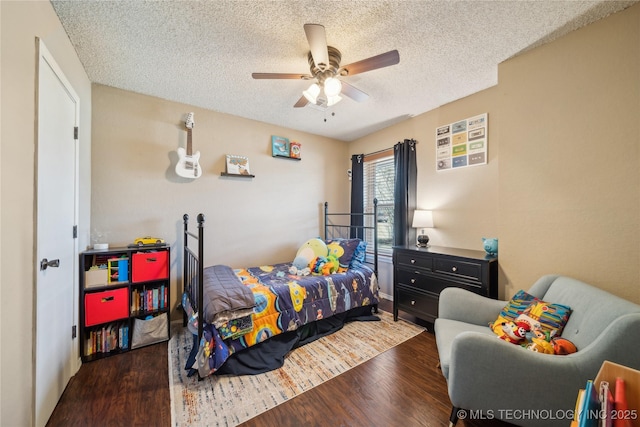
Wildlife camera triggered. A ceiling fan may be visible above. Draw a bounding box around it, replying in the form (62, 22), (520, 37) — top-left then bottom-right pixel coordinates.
(252, 23), (400, 108)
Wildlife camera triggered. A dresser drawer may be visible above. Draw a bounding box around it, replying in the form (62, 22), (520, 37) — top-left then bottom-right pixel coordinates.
(396, 268), (437, 294)
(395, 251), (433, 270)
(434, 258), (483, 282)
(396, 268), (483, 295)
(396, 285), (438, 322)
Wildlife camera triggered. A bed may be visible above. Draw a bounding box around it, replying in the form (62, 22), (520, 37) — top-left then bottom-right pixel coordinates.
(181, 201), (380, 378)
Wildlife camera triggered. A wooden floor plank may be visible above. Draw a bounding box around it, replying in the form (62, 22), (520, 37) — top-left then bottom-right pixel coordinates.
(47, 300), (511, 427)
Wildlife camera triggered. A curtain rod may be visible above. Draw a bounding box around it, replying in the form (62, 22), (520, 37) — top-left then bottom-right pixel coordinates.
(363, 139), (418, 157)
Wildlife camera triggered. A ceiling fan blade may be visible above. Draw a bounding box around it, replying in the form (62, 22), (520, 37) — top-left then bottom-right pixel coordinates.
(252, 73), (311, 80)
(304, 24), (329, 70)
(293, 96), (308, 108)
(341, 81), (369, 103)
(340, 50), (400, 76)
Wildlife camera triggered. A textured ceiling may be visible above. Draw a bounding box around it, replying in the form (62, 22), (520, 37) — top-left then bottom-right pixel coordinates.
(51, 0), (636, 141)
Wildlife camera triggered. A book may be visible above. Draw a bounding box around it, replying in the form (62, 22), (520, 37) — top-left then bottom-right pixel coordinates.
(573, 388), (585, 426)
(152, 288), (159, 310)
(289, 141), (301, 158)
(271, 135), (290, 157)
(600, 381), (614, 427)
(579, 380), (600, 427)
(613, 377), (631, 427)
(225, 154), (251, 175)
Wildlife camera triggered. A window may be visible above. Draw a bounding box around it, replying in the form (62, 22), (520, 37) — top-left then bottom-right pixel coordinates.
(364, 151), (395, 255)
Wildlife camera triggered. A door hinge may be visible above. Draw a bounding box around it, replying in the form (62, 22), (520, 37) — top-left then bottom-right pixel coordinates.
(72, 325), (77, 339)
(74, 126), (78, 140)
(73, 225), (78, 238)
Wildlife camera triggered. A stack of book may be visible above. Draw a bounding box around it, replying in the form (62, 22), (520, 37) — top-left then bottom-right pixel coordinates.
(130, 284), (167, 313)
(84, 322), (129, 356)
(572, 361), (638, 427)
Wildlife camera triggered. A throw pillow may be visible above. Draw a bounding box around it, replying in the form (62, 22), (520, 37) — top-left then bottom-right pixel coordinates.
(349, 240), (368, 269)
(515, 300), (572, 341)
(490, 290), (539, 339)
(325, 238), (361, 271)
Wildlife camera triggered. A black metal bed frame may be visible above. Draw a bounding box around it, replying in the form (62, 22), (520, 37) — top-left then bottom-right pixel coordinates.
(182, 200), (379, 343)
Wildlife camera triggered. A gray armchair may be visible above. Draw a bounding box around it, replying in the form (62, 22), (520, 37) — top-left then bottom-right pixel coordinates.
(434, 275), (640, 427)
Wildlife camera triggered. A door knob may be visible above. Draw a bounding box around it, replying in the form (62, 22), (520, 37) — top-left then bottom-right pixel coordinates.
(40, 258), (60, 270)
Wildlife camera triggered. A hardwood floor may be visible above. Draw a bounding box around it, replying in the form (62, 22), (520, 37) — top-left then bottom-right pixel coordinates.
(47, 300), (511, 427)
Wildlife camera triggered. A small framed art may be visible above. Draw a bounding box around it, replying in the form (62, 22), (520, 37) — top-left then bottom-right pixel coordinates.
(225, 155), (251, 175)
(271, 135), (290, 157)
(289, 141), (301, 158)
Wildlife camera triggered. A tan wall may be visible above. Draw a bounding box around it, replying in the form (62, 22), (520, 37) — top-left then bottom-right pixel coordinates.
(0, 2), (92, 426)
(350, 3), (640, 303)
(498, 4), (640, 301)
(91, 84), (350, 316)
(349, 88), (500, 297)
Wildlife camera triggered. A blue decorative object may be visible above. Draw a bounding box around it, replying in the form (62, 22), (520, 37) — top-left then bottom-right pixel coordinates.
(482, 237), (498, 255)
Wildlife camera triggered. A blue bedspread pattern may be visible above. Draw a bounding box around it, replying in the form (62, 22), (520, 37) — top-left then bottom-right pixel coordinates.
(188, 262), (378, 377)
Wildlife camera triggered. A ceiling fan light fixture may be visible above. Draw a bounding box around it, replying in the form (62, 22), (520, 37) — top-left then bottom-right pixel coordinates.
(324, 77), (342, 97)
(303, 83), (321, 104)
(326, 94), (342, 107)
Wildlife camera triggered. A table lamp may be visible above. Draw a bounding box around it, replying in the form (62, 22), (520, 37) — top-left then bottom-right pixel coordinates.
(412, 210), (434, 247)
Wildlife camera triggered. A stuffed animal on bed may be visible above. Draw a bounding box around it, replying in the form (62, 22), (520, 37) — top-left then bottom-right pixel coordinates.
(309, 255), (339, 276)
(289, 255), (311, 276)
(290, 238), (328, 276)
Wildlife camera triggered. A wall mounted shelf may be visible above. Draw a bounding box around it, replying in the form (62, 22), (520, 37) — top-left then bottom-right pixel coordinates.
(272, 154), (301, 161)
(220, 172), (255, 178)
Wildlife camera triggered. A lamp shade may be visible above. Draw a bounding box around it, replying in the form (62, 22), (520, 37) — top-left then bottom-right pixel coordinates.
(324, 77), (342, 97)
(412, 210), (434, 229)
(303, 83), (320, 104)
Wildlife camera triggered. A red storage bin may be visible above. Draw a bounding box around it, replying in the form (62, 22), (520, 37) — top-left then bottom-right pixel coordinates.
(132, 251), (168, 283)
(85, 288), (129, 327)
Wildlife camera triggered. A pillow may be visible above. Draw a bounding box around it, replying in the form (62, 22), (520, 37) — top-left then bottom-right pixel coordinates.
(490, 290), (573, 346)
(295, 238), (328, 267)
(325, 238), (361, 271)
(515, 300), (572, 340)
(490, 290), (539, 338)
(349, 240), (368, 269)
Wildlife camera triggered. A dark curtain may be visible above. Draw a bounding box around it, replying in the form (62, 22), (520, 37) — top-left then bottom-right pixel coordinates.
(350, 154), (364, 238)
(393, 139), (417, 247)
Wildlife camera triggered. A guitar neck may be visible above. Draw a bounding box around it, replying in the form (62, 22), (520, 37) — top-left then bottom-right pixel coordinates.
(186, 128), (193, 156)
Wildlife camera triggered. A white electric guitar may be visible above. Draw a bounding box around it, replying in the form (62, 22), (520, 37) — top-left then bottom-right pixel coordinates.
(176, 113), (202, 178)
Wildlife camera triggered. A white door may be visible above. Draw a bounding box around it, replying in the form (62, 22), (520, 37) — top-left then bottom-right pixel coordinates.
(35, 40), (80, 427)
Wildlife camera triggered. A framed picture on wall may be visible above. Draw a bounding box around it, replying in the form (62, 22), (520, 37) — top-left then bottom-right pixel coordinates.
(271, 135), (290, 157)
(289, 141), (301, 158)
(225, 155), (251, 175)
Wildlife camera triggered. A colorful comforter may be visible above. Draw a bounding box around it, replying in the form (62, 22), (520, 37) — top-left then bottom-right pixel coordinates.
(186, 262), (378, 377)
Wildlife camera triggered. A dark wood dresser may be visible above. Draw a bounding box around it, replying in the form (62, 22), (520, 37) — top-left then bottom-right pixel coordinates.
(392, 245), (498, 324)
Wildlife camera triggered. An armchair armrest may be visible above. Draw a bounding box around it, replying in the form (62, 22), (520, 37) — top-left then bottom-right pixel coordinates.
(438, 287), (506, 326)
(448, 333), (583, 417)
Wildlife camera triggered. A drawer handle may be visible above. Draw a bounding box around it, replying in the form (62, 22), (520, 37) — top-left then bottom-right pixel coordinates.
(410, 259), (416, 264)
(410, 278), (416, 284)
(146, 258), (157, 262)
(452, 266), (457, 272)
(411, 300), (416, 305)
(101, 296), (114, 303)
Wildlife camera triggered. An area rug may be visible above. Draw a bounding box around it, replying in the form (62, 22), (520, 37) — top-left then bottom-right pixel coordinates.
(169, 310), (424, 427)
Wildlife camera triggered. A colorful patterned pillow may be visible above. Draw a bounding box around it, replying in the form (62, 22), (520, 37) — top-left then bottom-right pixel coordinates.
(349, 240), (368, 269)
(515, 301), (572, 340)
(325, 238), (360, 271)
(490, 290), (539, 339)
